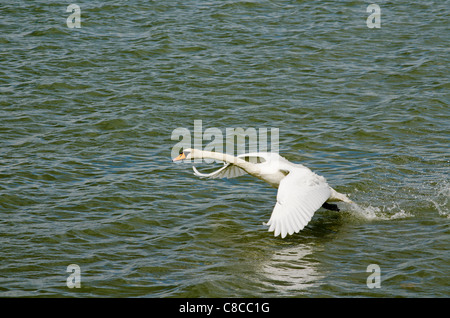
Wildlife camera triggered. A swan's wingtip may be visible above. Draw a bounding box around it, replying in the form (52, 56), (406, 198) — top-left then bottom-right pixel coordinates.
(192, 166), (201, 176)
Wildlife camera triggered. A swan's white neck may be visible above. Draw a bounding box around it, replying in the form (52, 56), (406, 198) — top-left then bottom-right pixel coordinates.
(190, 149), (234, 163)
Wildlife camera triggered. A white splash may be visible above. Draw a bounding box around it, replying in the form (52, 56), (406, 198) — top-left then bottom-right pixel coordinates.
(427, 181), (450, 218)
(343, 201), (413, 221)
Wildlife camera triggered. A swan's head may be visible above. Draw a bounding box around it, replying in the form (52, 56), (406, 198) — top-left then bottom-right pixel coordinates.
(172, 148), (194, 162)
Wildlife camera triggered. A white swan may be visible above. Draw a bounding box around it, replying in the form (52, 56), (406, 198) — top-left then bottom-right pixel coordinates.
(173, 148), (352, 238)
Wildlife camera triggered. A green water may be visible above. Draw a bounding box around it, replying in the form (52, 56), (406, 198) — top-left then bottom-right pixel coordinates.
(0, 1), (449, 297)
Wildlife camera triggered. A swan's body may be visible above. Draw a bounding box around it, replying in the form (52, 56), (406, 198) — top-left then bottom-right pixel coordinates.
(173, 148), (352, 238)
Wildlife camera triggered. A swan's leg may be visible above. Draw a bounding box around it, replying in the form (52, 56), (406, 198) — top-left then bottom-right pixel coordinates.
(322, 202), (340, 212)
(328, 188), (353, 203)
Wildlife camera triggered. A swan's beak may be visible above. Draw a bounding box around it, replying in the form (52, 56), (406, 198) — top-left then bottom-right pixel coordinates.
(172, 152), (186, 162)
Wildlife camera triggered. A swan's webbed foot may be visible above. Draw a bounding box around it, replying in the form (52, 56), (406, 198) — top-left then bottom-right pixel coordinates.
(322, 202), (340, 212)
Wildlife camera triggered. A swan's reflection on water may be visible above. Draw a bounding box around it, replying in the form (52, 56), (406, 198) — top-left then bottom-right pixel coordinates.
(260, 243), (324, 294)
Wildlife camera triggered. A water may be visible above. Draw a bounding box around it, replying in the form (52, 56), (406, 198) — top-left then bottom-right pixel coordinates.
(0, 0), (449, 297)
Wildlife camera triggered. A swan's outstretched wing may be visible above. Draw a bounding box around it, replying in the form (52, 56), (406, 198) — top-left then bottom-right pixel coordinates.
(192, 152), (269, 179)
(267, 169), (331, 238)
(193, 163), (247, 179)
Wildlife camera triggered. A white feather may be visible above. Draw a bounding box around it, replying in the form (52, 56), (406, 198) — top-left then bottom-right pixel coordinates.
(267, 169), (331, 238)
(192, 153), (268, 179)
(193, 163), (247, 179)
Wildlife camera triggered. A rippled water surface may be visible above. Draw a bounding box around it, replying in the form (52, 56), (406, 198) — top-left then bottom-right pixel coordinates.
(1, 1), (449, 297)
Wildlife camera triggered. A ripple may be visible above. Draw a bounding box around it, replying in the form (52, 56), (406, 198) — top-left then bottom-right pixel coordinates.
(1, 0), (448, 298)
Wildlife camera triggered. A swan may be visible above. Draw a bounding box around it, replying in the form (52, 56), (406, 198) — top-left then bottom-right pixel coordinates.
(173, 148), (352, 238)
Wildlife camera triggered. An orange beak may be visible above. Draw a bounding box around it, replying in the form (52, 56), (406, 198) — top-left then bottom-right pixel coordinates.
(172, 152), (186, 162)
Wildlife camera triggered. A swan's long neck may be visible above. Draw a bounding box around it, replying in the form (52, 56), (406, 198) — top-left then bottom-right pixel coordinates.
(191, 150), (259, 175)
